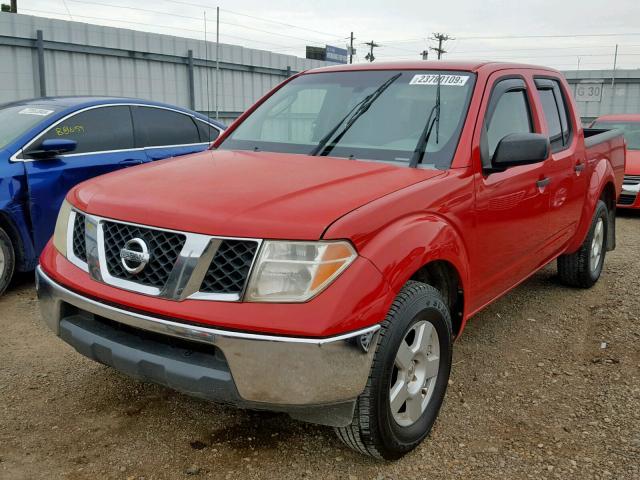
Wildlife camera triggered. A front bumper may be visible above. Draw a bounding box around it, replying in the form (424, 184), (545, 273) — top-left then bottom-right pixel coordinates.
(36, 266), (380, 426)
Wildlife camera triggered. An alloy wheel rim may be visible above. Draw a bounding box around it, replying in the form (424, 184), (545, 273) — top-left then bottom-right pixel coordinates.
(0, 246), (5, 277)
(390, 320), (440, 427)
(590, 218), (604, 273)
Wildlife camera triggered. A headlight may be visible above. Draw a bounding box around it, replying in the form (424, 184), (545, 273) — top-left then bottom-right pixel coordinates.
(245, 240), (357, 302)
(52, 199), (73, 257)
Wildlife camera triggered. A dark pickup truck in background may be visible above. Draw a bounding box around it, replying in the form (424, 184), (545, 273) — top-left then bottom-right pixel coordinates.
(37, 61), (625, 459)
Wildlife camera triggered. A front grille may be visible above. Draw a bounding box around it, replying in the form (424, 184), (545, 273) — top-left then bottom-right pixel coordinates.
(102, 221), (186, 288)
(623, 175), (640, 186)
(72, 213), (87, 262)
(619, 193), (637, 206)
(200, 240), (259, 294)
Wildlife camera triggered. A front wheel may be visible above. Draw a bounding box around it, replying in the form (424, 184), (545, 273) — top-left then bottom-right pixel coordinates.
(335, 281), (453, 460)
(557, 200), (608, 288)
(0, 227), (16, 296)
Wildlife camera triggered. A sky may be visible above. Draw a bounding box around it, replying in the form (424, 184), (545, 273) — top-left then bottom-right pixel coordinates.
(16, 0), (640, 71)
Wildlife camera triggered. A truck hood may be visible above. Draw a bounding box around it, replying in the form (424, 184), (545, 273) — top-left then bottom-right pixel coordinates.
(626, 150), (640, 176)
(71, 149), (443, 239)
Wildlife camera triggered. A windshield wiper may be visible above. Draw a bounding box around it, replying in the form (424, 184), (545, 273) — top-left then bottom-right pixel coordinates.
(409, 74), (441, 168)
(310, 73), (402, 157)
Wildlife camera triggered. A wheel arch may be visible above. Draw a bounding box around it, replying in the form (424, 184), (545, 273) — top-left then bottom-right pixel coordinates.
(356, 213), (471, 339)
(565, 158), (617, 254)
(409, 260), (465, 338)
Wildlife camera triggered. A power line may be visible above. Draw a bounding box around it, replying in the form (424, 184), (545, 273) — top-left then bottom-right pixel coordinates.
(380, 32), (640, 44)
(19, 7), (311, 50)
(64, 0), (338, 46)
(138, 0), (347, 39)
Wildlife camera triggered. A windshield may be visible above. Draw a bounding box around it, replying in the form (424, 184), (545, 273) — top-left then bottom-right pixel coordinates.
(0, 105), (58, 150)
(591, 121), (640, 150)
(220, 70), (476, 168)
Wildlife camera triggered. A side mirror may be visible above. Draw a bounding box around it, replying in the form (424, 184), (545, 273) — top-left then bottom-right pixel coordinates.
(490, 133), (550, 170)
(25, 139), (77, 159)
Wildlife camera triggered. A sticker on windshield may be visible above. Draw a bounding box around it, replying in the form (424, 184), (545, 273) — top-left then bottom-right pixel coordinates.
(409, 74), (469, 86)
(18, 107), (54, 116)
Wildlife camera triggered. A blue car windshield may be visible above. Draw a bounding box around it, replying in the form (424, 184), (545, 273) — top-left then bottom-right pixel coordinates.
(219, 70), (476, 169)
(0, 105), (59, 150)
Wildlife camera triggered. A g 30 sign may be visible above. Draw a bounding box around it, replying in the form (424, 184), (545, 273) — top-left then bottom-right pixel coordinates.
(575, 82), (603, 102)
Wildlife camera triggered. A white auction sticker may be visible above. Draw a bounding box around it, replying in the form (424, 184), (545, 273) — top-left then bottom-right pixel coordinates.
(409, 74), (469, 86)
(18, 107), (54, 116)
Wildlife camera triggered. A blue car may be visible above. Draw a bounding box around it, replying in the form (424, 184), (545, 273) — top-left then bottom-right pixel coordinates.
(0, 97), (225, 294)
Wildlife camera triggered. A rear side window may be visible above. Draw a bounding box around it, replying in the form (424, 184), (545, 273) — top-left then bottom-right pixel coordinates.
(536, 78), (572, 152)
(132, 107), (200, 147)
(34, 106), (134, 155)
(486, 90), (532, 158)
(196, 120), (220, 142)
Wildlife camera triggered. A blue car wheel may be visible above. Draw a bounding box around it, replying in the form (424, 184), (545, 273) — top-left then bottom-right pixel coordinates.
(0, 227), (15, 295)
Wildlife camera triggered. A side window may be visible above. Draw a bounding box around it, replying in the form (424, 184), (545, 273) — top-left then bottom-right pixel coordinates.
(132, 107), (200, 147)
(538, 89), (562, 148)
(536, 78), (572, 152)
(486, 90), (532, 158)
(196, 120), (220, 142)
(34, 106), (134, 155)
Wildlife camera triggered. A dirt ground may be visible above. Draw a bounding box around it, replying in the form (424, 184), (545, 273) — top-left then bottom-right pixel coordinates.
(1, 214), (639, 480)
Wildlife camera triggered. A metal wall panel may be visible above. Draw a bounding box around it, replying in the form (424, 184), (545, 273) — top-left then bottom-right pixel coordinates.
(563, 69), (640, 122)
(0, 13), (328, 123)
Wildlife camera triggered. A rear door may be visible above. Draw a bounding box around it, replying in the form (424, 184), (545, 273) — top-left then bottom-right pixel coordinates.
(471, 73), (553, 309)
(533, 76), (585, 248)
(131, 106), (218, 161)
(22, 105), (148, 254)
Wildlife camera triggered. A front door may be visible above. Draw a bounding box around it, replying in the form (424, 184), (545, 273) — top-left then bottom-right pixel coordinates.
(471, 74), (553, 310)
(22, 105), (148, 255)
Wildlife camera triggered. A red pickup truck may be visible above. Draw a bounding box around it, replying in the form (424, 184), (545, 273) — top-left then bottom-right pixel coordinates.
(36, 61), (625, 460)
(590, 114), (640, 209)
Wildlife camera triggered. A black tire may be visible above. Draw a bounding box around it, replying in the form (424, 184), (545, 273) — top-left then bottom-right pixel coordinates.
(557, 200), (608, 288)
(335, 281), (453, 460)
(0, 227), (16, 296)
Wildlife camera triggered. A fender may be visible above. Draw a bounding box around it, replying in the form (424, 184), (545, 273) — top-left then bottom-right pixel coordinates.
(354, 212), (471, 325)
(565, 156), (617, 254)
(0, 160), (38, 272)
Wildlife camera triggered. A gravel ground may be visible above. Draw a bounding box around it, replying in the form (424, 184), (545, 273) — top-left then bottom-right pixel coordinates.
(1, 214), (639, 480)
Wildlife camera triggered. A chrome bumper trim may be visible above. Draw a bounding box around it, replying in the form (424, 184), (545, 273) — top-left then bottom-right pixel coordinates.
(621, 183), (640, 195)
(36, 266), (380, 406)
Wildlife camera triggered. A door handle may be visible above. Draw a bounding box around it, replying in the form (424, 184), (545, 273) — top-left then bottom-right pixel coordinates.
(574, 162), (585, 173)
(536, 177), (551, 188)
(119, 159), (144, 167)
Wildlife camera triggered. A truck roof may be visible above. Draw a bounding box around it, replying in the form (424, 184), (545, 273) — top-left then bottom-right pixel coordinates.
(306, 60), (560, 75)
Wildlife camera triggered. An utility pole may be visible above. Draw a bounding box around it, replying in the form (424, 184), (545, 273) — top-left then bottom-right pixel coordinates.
(611, 44), (618, 87)
(349, 32), (354, 64)
(421, 49), (429, 60)
(364, 40), (379, 63)
(215, 6), (220, 120)
(430, 32), (452, 60)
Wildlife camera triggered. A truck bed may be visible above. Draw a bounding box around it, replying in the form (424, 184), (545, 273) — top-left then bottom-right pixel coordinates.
(584, 128), (626, 198)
